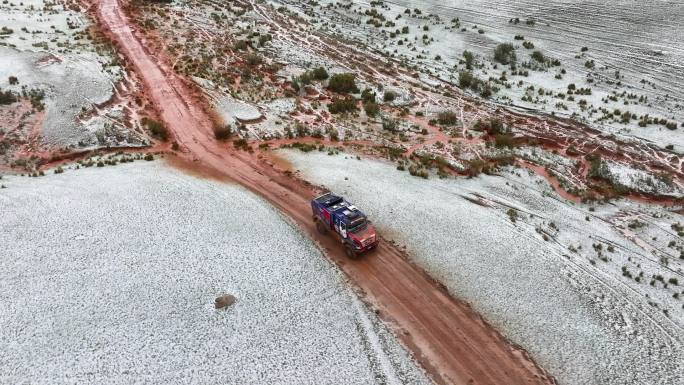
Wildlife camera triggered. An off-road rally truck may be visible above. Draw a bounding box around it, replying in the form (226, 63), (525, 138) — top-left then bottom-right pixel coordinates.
(311, 192), (379, 258)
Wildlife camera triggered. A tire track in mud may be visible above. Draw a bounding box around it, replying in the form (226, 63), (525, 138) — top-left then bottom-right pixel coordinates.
(95, 0), (556, 384)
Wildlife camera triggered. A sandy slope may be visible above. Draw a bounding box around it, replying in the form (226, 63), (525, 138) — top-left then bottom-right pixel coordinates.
(93, 0), (556, 383)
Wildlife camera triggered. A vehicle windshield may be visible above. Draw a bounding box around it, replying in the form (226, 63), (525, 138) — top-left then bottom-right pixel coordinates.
(348, 220), (368, 234)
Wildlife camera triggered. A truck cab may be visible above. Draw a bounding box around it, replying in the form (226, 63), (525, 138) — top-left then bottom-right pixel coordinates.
(311, 192), (379, 258)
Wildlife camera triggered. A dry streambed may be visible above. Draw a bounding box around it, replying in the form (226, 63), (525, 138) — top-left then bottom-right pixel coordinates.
(0, 160), (431, 385)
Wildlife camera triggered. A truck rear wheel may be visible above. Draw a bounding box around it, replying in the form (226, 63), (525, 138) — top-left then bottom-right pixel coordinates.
(316, 220), (328, 234)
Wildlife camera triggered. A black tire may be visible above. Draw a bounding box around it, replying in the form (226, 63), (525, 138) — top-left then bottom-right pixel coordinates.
(345, 245), (359, 259)
(316, 220), (328, 234)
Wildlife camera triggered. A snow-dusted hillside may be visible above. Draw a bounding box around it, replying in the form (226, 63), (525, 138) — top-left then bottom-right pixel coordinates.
(0, 160), (431, 385)
(281, 148), (684, 385)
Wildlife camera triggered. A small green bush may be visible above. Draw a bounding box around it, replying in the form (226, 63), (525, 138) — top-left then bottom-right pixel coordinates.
(327, 73), (359, 94)
(328, 97), (358, 114)
(463, 50), (475, 69)
(383, 91), (397, 102)
(233, 138), (250, 151)
(214, 124), (232, 140)
(311, 67), (329, 80)
(459, 71), (474, 88)
(507, 208), (518, 222)
(258, 34), (272, 46)
(245, 53), (262, 66)
(142, 118), (169, 141)
(437, 111), (458, 125)
(531, 50), (545, 63)
(361, 88), (376, 103)
(494, 43), (516, 65)
(364, 101), (380, 117)
(0, 89), (17, 105)
(494, 133), (514, 148)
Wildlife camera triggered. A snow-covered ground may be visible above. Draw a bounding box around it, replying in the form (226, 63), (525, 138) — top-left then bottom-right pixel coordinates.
(279, 0), (683, 150)
(0, 160), (432, 385)
(281, 149), (684, 385)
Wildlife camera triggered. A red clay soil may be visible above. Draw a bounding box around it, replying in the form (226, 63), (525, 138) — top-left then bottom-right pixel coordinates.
(95, 1), (556, 384)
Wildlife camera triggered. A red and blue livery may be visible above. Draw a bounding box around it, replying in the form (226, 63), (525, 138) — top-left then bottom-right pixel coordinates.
(311, 192), (379, 258)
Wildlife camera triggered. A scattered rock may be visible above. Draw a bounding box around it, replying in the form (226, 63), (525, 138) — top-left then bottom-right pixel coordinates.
(215, 294), (237, 309)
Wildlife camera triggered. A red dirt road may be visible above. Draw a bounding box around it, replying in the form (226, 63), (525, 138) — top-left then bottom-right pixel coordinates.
(96, 1), (556, 384)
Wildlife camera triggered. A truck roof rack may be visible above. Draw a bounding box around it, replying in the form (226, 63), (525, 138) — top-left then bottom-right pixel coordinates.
(314, 192), (343, 206)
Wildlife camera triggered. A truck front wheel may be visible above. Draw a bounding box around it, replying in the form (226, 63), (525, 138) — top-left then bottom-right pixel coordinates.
(345, 245), (359, 259)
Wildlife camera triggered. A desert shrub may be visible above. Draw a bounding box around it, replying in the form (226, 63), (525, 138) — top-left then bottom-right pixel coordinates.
(8, 76), (18, 85)
(245, 53), (262, 66)
(494, 43), (516, 65)
(144, 154), (154, 161)
(327, 73), (359, 93)
(522, 41), (534, 49)
(0, 89), (17, 105)
(328, 129), (339, 141)
(489, 118), (505, 134)
(507, 208), (518, 222)
(294, 67), (328, 90)
(382, 118), (397, 132)
(383, 90), (397, 102)
(288, 141), (318, 152)
(531, 50), (545, 63)
(54, 166), (64, 174)
(463, 50), (475, 69)
(328, 97), (358, 114)
(364, 101), (380, 117)
(294, 122), (308, 137)
(586, 154), (604, 179)
(408, 165), (428, 179)
(494, 133), (514, 148)
(233, 40), (248, 51)
(233, 138), (250, 150)
(310, 129), (323, 138)
(479, 84), (493, 98)
(361, 88), (376, 103)
(459, 71), (474, 88)
(142, 117), (168, 141)
(437, 110), (458, 125)
(213, 124), (232, 140)
(466, 159), (485, 176)
(23, 88), (46, 111)
(258, 34), (272, 46)
(311, 67), (329, 80)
